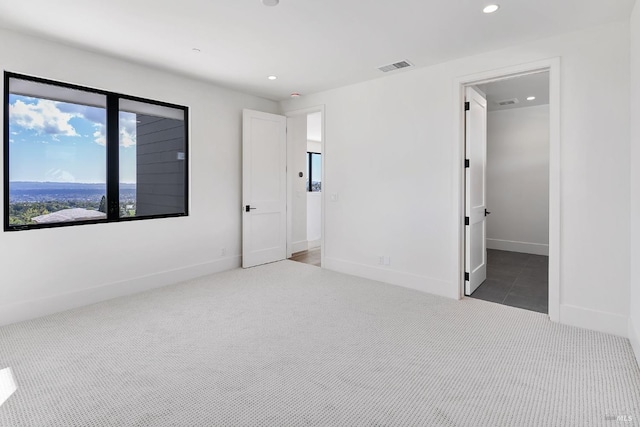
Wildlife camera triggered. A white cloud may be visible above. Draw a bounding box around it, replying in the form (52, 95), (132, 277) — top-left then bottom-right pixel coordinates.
(10, 98), (137, 147)
(93, 124), (106, 146)
(91, 114), (136, 147)
(119, 112), (137, 147)
(57, 103), (105, 125)
(10, 99), (79, 136)
(9, 139), (14, 144)
(119, 128), (136, 148)
(45, 168), (75, 182)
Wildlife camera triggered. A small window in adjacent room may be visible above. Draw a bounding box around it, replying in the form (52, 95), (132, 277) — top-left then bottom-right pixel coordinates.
(4, 73), (189, 231)
(306, 152), (321, 192)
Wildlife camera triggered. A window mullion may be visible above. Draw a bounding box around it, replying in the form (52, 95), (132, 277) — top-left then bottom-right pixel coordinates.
(106, 95), (120, 221)
(308, 152), (312, 192)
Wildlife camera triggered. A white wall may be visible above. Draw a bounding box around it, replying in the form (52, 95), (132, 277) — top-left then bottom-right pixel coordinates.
(307, 140), (322, 154)
(307, 193), (321, 248)
(281, 21), (630, 337)
(0, 28), (280, 325)
(486, 105), (550, 256)
(629, 2), (640, 366)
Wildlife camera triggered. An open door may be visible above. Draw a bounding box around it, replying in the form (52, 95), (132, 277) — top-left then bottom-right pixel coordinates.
(242, 109), (287, 268)
(465, 87), (488, 295)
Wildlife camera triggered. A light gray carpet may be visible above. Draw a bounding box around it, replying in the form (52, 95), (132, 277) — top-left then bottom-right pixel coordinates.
(0, 261), (639, 426)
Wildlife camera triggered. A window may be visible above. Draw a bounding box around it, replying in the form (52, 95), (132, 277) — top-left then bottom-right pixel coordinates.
(306, 152), (321, 192)
(4, 73), (188, 231)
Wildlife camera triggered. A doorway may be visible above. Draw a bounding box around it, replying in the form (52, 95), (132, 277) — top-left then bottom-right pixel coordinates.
(468, 73), (550, 313)
(285, 108), (324, 268)
(456, 60), (560, 320)
(241, 107), (324, 269)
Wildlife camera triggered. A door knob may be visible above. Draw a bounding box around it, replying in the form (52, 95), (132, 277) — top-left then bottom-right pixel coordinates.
(245, 205), (257, 212)
(485, 209), (491, 216)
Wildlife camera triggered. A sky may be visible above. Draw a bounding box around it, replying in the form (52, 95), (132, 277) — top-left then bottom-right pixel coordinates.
(308, 153), (321, 183)
(8, 94), (137, 184)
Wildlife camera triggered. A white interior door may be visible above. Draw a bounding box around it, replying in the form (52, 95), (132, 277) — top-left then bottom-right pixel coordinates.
(465, 87), (488, 295)
(242, 109), (287, 268)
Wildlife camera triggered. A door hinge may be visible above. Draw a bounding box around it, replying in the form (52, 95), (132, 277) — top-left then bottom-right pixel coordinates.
(464, 101), (470, 111)
(465, 216), (469, 226)
(465, 159), (470, 168)
(465, 272), (470, 281)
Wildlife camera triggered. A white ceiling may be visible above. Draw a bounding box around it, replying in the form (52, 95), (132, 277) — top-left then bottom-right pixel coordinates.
(0, 0), (634, 101)
(477, 72), (550, 112)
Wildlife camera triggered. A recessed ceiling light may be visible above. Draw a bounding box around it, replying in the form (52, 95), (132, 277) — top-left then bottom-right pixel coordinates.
(291, 93), (301, 98)
(527, 96), (536, 101)
(262, 0), (279, 6)
(483, 4), (500, 13)
(268, 75), (277, 80)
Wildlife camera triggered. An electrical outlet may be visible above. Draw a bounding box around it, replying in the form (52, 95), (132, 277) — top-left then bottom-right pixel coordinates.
(378, 256), (391, 265)
(221, 248), (227, 256)
(330, 193), (339, 202)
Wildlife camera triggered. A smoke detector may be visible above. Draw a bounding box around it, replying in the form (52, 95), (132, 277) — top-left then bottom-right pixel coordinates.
(377, 60), (413, 73)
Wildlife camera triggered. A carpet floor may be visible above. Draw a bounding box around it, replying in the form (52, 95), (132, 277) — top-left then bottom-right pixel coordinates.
(0, 261), (639, 426)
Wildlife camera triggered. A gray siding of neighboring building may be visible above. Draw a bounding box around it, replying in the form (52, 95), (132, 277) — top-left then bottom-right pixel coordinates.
(135, 115), (186, 216)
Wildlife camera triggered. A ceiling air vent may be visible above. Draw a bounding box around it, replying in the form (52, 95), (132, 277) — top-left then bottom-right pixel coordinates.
(496, 98), (519, 106)
(378, 60), (413, 73)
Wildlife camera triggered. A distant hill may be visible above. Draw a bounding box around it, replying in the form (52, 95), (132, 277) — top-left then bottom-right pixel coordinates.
(9, 182), (136, 204)
(10, 181), (136, 190)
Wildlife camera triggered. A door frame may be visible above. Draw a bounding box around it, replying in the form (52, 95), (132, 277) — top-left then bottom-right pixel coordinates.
(453, 58), (561, 321)
(284, 105), (326, 268)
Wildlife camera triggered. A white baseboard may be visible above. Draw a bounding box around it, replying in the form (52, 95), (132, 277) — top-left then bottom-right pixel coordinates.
(486, 238), (549, 256)
(307, 239), (321, 249)
(0, 256), (241, 327)
(629, 318), (640, 369)
(560, 304), (628, 337)
(324, 257), (457, 299)
(291, 240), (308, 254)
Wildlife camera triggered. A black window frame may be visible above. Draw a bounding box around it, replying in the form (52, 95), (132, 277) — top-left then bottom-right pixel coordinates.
(307, 151), (321, 192)
(3, 71), (189, 232)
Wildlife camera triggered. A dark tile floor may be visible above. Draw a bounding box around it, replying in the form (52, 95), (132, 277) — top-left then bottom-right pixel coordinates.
(469, 249), (549, 314)
(289, 248), (321, 267)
